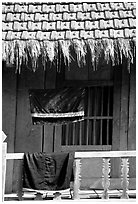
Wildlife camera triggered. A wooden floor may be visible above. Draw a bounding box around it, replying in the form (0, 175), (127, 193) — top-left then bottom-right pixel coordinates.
(4, 189), (136, 201)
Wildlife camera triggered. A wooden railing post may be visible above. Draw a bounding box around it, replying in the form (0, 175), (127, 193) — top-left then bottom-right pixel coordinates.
(102, 158), (111, 199)
(121, 158), (129, 199)
(2, 142), (7, 202)
(73, 159), (81, 200)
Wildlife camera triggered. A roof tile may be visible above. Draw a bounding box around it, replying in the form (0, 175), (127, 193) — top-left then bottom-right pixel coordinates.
(65, 30), (79, 39)
(36, 31), (51, 40)
(42, 22), (56, 31)
(71, 21), (84, 30)
(2, 14), (6, 21)
(28, 4), (41, 13)
(13, 22), (27, 31)
(101, 3), (111, 11)
(114, 19), (129, 29)
(124, 2), (136, 10)
(42, 4), (55, 13)
(6, 13), (21, 21)
(128, 18), (136, 27)
(82, 3), (89, 11)
(6, 31), (22, 40)
(91, 11), (105, 20)
(88, 4), (97, 11)
(124, 28), (136, 38)
(35, 13), (48, 21)
(99, 19), (114, 29)
(28, 21), (42, 31)
(114, 30), (124, 38)
(80, 30), (94, 39)
(55, 4), (69, 12)
(14, 4), (28, 13)
(110, 2), (125, 10)
(105, 11), (119, 19)
(85, 20), (99, 30)
(21, 13), (34, 21)
(51, 31), (65, 40)
(2, 32), (7, 40)
(119, 10), (134, 18)
(56, 21), (70, 30)
(70, 4), (83, 12)
(77, 12), (90, 20)
(94, 29), (109, 38)
(49, 13), (62, 21)
(3, 22), (13, 31)
(3, 4), (14, 13)
(132, 9), (136, 17)
(21, 31), (36, 40)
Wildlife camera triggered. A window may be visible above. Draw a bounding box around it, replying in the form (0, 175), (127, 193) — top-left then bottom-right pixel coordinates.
(61, 86), (113, 146)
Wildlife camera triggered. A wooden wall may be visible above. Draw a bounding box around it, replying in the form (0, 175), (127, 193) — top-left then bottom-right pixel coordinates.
(2, 56), (136, 193)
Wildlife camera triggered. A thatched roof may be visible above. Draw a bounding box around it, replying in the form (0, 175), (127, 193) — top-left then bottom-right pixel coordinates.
(2, 2), (136, 72)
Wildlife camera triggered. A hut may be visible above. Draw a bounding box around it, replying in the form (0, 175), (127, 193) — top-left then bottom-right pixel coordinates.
(2, 1), (136, 197)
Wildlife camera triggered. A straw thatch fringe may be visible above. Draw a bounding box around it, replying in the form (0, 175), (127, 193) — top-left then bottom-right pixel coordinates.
(2, 39), (135, 72)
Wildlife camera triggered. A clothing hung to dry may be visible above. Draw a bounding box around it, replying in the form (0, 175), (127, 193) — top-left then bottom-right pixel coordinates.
(29, 87), (85, 125)
(23, 152), (74, 190)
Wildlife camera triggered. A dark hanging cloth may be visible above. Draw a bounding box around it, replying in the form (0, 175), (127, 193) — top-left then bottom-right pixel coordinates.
(23, 152), (74, 191)
(29, 87), (85, 125)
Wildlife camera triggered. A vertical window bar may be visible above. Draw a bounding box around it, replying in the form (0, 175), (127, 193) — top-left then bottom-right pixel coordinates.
(86, 87), (90, 145)
(100, 87), (104, 145)
(72, 123), (76, 145)
(66, 124), (69, 145)
(79, 121), (82, 145)
(107, 87), (110, 144)
(93, 87), (97, 145)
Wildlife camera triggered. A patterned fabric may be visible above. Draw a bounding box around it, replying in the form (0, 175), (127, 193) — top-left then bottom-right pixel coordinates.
(29, 88), (85, 125)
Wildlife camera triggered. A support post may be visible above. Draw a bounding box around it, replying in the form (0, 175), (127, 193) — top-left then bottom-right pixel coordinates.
(102, 158), (111, 199)
(73, 159), (81, 200)
(2, 142), (7, 202)
(121, 158), (129, 199)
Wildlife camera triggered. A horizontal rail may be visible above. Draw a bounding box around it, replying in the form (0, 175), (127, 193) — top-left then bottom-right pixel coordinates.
(74, 151), (136, 159)
(6, 153), (24, 160)
(6, 150), (136, 160)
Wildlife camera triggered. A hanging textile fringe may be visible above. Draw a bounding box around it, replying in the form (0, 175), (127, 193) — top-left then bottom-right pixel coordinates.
(2, 38), (135, 72)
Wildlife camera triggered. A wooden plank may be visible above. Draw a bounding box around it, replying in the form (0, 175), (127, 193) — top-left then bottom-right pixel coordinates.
(43, 125), (54, 153)
(2, 143), (7, 201)
(120, 60), (129, 150)
(44, 62), (57, 153)
(61, 145), (111, 152)
(128, 60), (136, 178)
(74, 151), (136, 159)
(111, 66), (122, 178)
(54, 126), (62, 152)
(2, 64), (17, 193)
(128, 63), (136, 150)
(13, 67), (44, 192)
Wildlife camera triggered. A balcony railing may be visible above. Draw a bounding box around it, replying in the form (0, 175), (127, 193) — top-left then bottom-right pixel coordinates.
(2, 142), (136, 200)
(73, 151), (136, 200)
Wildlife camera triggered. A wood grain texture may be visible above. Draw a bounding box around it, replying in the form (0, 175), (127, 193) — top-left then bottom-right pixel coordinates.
(13, 67), (44, 192)
(120, 60), (129, 151)
(2, 65), (17, 193)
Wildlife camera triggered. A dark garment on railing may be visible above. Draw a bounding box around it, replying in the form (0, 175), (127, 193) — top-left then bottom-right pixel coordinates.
(23, 152), (74, 190)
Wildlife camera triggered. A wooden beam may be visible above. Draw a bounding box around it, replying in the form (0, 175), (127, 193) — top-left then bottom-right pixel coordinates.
(74, 151), (136, 159)
(13, 67), (44, 192)
(2, 64), (17, 193)
(120, 60), (129, 151)
(112, 66), (122, 178)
